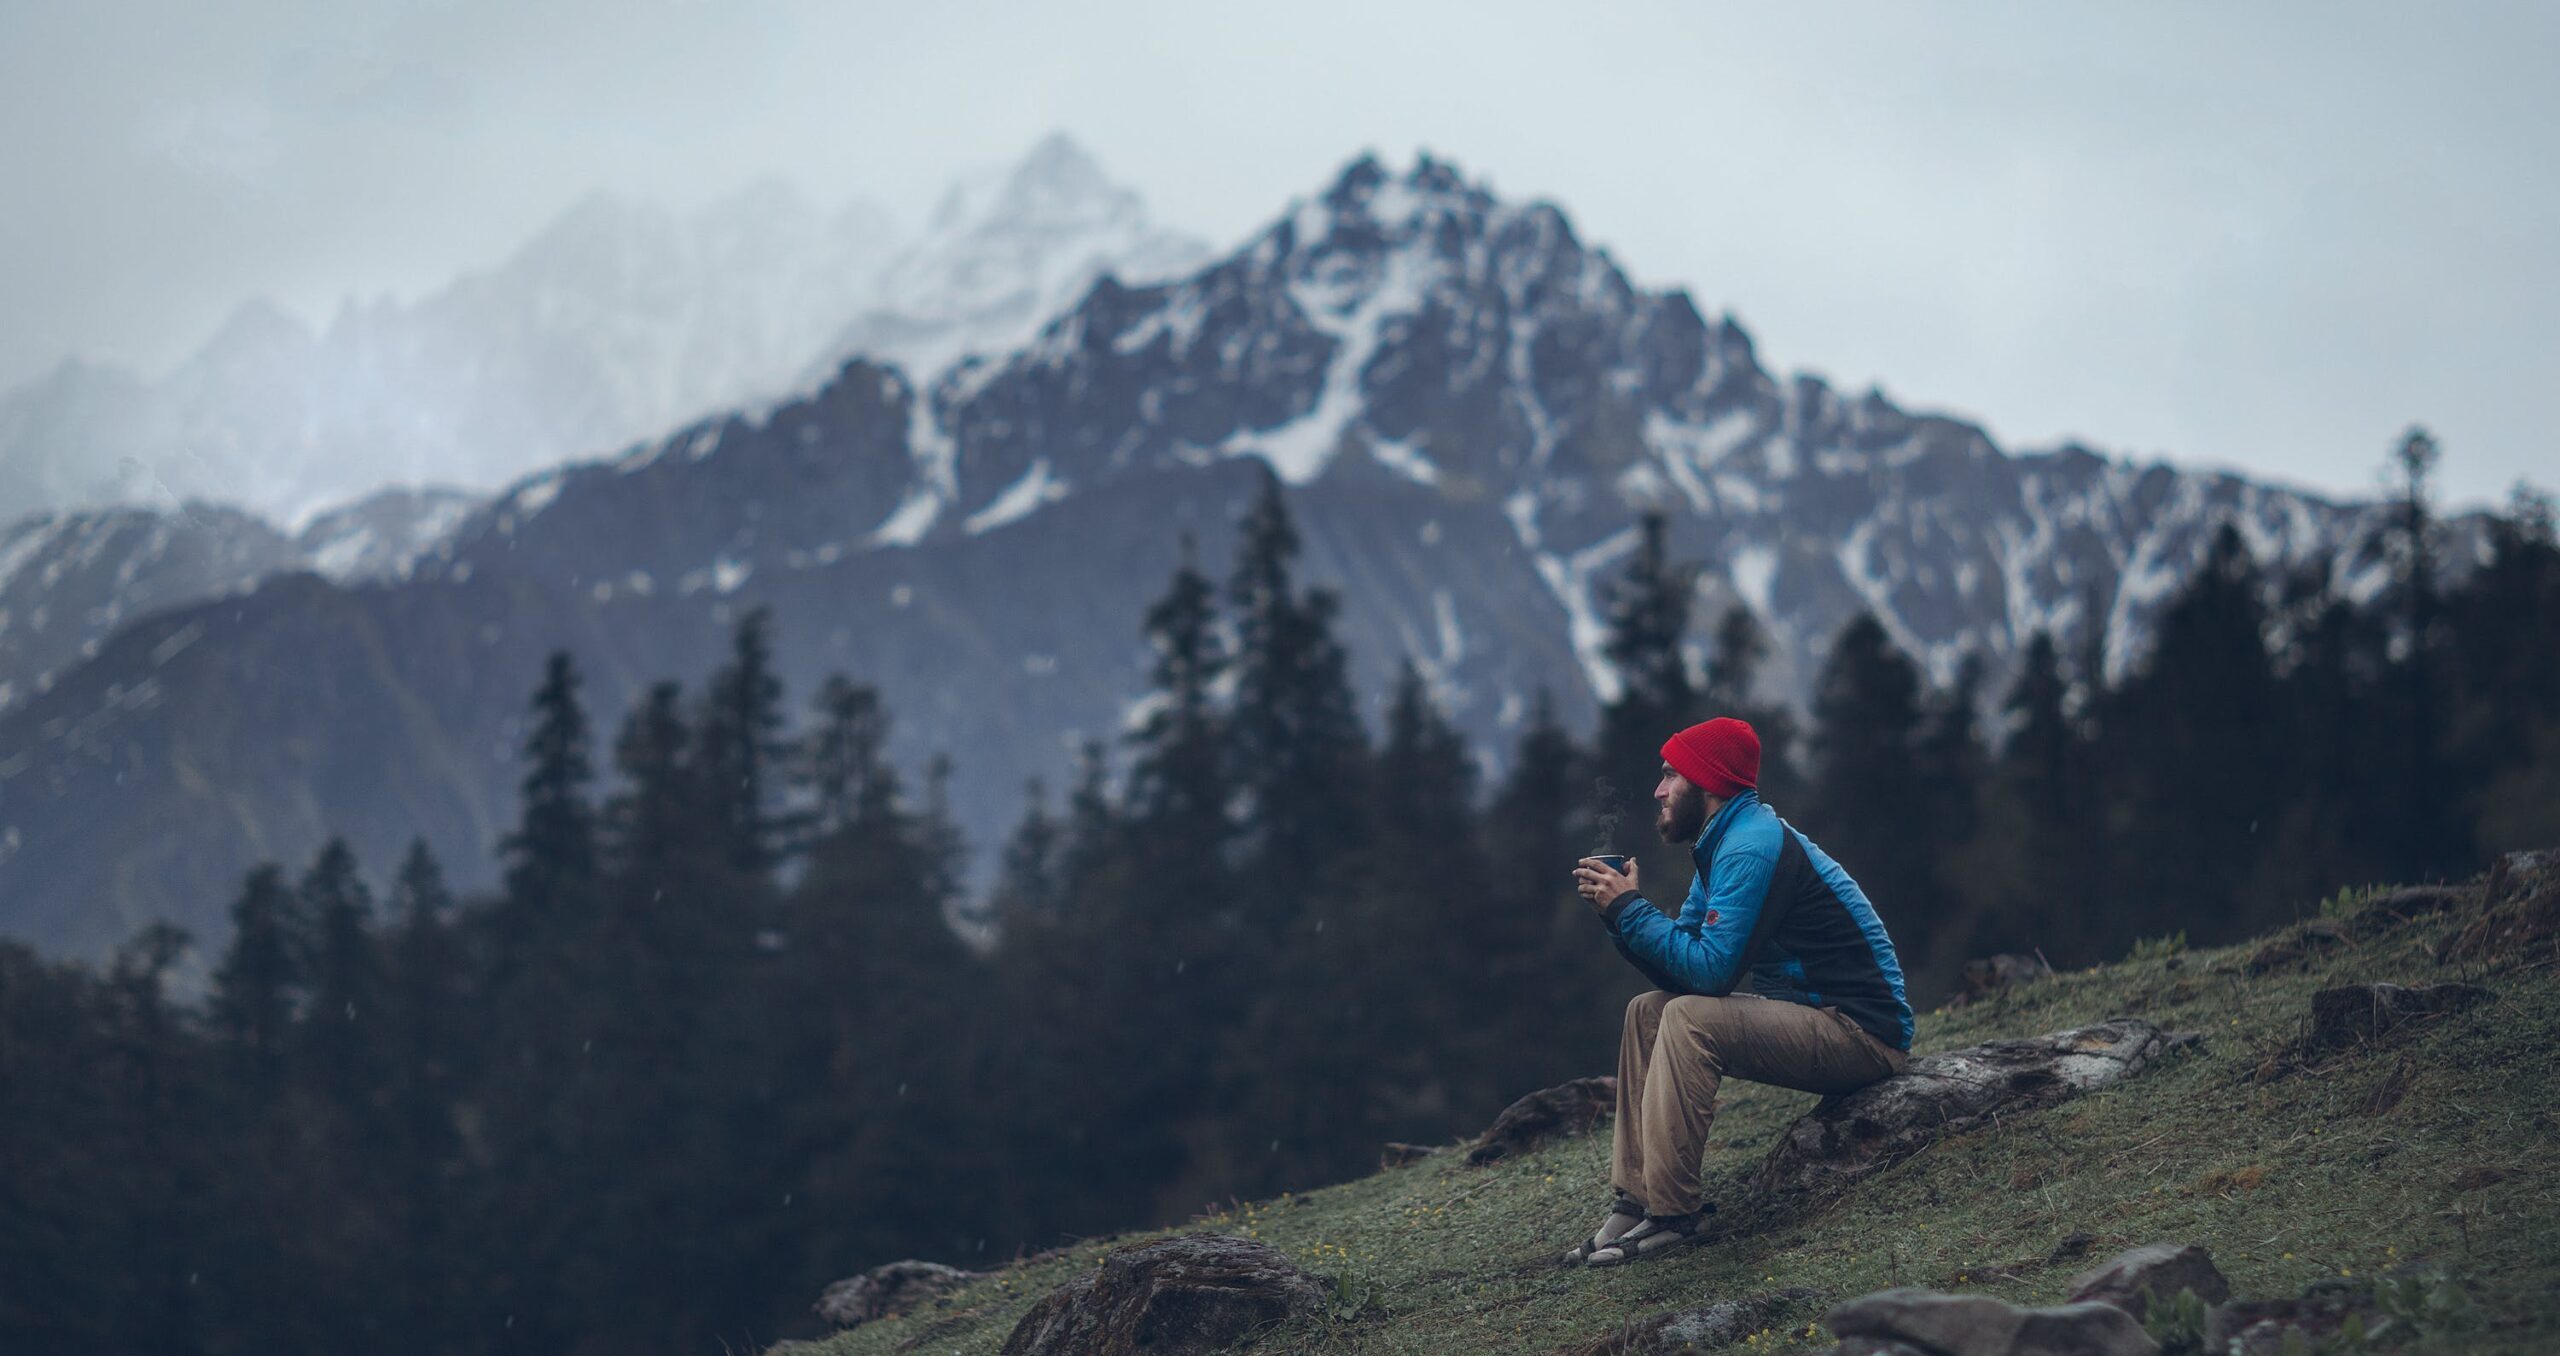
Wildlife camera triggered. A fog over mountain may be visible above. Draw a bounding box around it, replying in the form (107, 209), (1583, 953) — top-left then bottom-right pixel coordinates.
(0, 151), (2458, 959)
(0, 134), (1208, 532)
(0, 136), (1208, 716)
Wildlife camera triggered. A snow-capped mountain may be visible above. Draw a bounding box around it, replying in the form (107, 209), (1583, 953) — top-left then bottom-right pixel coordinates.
(881, 152), (2401, 697)
(799, 132), (1213, 392)
(0, 486), (477, 712)
(0, 153), (2436, 958)
(0, 135), (1204, 531)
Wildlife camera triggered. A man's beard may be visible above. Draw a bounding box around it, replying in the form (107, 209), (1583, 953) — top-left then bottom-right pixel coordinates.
(1655, 785), (1709, 845)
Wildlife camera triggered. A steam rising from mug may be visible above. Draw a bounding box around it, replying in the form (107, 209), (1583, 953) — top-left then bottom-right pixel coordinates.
(1587, 776), (1622, 854)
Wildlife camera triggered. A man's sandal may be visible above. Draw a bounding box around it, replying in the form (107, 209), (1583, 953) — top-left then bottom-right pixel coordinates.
(1582, 1205), (1715, 1266)
(1559, 1190), (1647, 1266)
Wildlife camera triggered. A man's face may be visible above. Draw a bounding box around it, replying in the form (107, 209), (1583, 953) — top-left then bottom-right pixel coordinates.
(1654, 762), (1709, 844)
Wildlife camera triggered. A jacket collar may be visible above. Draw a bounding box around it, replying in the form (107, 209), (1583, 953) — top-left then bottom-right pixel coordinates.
(1690, 788), (1760, 869)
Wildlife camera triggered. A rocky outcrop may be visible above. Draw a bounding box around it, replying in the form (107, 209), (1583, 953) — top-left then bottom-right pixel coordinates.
(1467, 1076), (1616, 1166)
(1756, 1019), (2201, 1200)
(1822, 1288), (2156, 1356)
(2202, 1278), (2396, 1355)
(2304, 982), (2494, 1055)
(1808, 1246), (2425, 1356)
(998, 1234), (1328, 1356)
(814, 1259), (980, 1329)
(2438, 848), (2559, 966)
(1565, 1288), (1817, 1355)
(2066, 1242), (2231, 1321)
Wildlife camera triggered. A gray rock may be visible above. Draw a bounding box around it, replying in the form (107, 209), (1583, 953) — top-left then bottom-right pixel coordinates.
(815, 1258), (980, 1328)
(1825, 1288), (2156, 1356)
(2204, 1288), (2394, 1356)
(2439, 849), (2560, 966)
(1467, 1075), (1616, 1165)
(1826, 1290), (2024, 1353)
(998, 1234), (1327, 1356)
(2305, 983), (2494, 1055)
(2067, 1242), (2231, 1320)
(1572, 1288), (1816, 1355)
(2008, 1302), (2159, 1356)
(1756, 1019), (2201, 1200)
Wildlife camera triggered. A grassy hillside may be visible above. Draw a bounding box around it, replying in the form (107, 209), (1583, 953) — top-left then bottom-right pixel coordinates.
(799, 873), (2560, 1355)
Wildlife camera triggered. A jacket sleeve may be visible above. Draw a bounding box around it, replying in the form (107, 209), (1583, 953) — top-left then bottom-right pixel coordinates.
(1601, 816), (1780, 996)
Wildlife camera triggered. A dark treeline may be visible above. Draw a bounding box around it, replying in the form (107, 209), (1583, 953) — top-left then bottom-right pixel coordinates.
(4, 439), (2555, 1354)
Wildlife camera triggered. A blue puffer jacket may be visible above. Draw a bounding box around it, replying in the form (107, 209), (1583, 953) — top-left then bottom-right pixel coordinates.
(1598, 790), (1915, 1050)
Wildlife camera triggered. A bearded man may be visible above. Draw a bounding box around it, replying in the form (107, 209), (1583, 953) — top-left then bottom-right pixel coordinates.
(1562, 716), (1913, 1266)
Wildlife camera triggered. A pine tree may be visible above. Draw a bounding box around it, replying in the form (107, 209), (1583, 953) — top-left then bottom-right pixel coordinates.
(2004, 633), (2074, 818)
(1807, 615), (1939, 978)
(1225, 468), (1371, 924)
(299, 838), (383, 1102)
(1701, 603), (1801, 807)
(988, 778), (1062, 926)
(210, 864), (305, 1089)
(1911, 652), (1992, 968)
(1357, 661), (1488, 1109)
(776, 685), (984, 1286)
(2102, 522), (2284, 946)
(383, 839), (461, 1346)
(2251, 559), (2394, 907)
(2450, 486), (2560, 853)
(695, 607), (791, 879)
(1128, 533), (1231, 858)
(597, 682), (703, 908)
(1592, 513), (1700, 905)
(2381, 427), (2460, 877)
(1484, 688), (1622, 1087)
(101, 922), (207, 1355)
(293, 837), (395, 1347)
(1056, 736), (1122, 900)
(1972, 631), (2087, 955)
(501, 652), (599, 929)
(802, 675), (896, 843)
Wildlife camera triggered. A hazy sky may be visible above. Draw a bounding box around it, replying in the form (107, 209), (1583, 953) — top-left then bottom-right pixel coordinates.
(3, 0), (2551, 505)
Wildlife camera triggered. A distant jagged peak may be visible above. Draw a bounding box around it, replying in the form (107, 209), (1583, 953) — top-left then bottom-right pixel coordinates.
(818, 132), (1210, 387)
(195, 295), (320, 360)
(926, 131), (1141, 238)
(1310, 148), (1502, 230)
(1242, 149), (1607, 319)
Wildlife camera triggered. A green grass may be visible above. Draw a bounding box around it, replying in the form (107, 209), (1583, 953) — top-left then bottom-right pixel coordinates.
(803, 891), (2560, 1355)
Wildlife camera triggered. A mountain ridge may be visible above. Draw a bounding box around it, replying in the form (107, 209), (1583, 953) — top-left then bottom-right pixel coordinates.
(0, 135), (1206, 531)
(0, 151), (2471, 957)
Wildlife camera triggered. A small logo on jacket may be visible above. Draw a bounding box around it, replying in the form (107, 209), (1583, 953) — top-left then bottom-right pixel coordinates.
(1703, 909), (1720, 925)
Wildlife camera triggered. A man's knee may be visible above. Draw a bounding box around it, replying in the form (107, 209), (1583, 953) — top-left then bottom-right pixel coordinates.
(1661, 995), (1733, 1057)
(1624, 990), (1673, 1029)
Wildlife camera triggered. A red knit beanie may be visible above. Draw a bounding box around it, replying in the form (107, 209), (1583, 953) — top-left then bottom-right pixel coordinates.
(1662, 717), (1760, 799)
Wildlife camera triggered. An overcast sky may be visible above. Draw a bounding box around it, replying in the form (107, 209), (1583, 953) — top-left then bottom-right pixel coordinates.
(3, 0), (2551, 506)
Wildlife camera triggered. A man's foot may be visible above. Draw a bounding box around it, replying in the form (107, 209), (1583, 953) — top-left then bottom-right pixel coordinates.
(1559, 1190), (1647, 1266)
(1582, 1205), (1715, 1266)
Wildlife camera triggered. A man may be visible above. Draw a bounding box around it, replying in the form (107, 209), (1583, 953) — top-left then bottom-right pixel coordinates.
(1562, 716), (1913, 1266)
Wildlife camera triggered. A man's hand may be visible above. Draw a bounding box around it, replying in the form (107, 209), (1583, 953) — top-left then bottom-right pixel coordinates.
(1573, 856), (1639, 913)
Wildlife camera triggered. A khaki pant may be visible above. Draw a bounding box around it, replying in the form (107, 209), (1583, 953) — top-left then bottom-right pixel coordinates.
(1613, 990), (1907, 1214)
